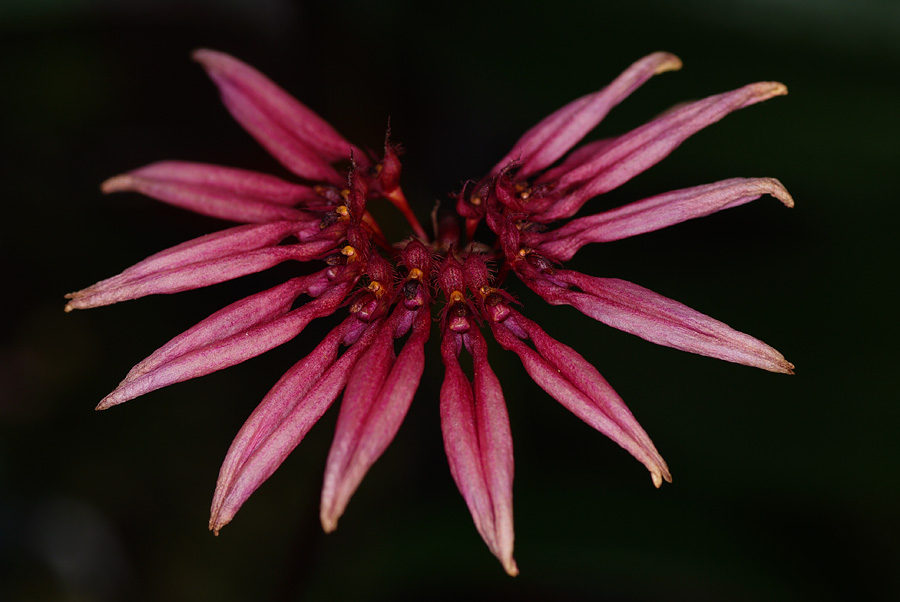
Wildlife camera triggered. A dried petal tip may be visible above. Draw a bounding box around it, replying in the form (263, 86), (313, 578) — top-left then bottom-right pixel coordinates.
(100, 174), (133, 193)
(762, 177), (795, 208)
(651, 468), (673, 489)
(754, 81), (788, 100)
(504, 558), (520, 577)
(651, 52), (683, 74)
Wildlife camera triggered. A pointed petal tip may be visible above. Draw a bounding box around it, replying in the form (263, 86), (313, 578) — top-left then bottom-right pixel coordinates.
(756, 81), (788, 99)
(763, 177), (795, 208)
(100, 174), (133, 194)
(94, 397), (114, 411)
(191, 48), (219, 65)
(651, 468), (673, 488)
(320, 513), (339, 534)
(209, 514), (229, 535)
(651, 52), (682, 74)
(503, 558), (520, 577)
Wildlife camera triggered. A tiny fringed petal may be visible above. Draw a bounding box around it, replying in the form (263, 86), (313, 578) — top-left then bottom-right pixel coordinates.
(490, 310), (671, 488)
(320, 305), (431, 532)
(210, 316), (381, 532)
(64, 221), (338, 310)
(522, 269), (794, 374)
(535, 177), (794, 261)
(491, 52), (682, 179)
(102, 161), (325, 223)
(193, 49), (360, 185)
(537, 81), (788, 221)
(440, 328), (517, 576)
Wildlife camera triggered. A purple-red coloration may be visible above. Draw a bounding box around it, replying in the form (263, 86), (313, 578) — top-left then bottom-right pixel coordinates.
(66, 50), (794, 575)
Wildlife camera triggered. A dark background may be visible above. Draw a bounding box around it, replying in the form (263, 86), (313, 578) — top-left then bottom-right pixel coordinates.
(2, 0), (897, 600)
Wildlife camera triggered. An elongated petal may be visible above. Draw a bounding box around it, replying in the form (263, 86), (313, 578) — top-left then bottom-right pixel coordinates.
(440, 329), (517, 575)
(535, 137), (615, 184)
(210, 317), (380, 532)
(320, 306), (430, 532)
(536, 178), (794, 261)
(102, 161), (324, 223)
(492, 52), (682, 178)
(491, 311), (670, 487)
(194, 49), (363, 184)
(65, 222), (337, 310)
(523, 269), (794, 373)
(537, 82), (788, 220)
(96, 279), (355, 409)
(66, 221), (298, 304)
(119, 270), (330, 383)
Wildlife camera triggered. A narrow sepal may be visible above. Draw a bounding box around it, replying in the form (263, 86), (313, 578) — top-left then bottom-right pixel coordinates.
(209, 316), (380, 532)
(538, 81), (788, 220)
(440, 328), (517, 576)
(492, 52), (681, 179)
(535, 177), (794, 261)
(319, 305), (431, 532)
(193, 49), (362, 184)
(65, 222), (337, 310)
(102, 161), (324, 223)
(522, 269), (794, 373)
(490, 310), (670, 488)
(121, 270), (328, 383)
(96, 278), (355, 409)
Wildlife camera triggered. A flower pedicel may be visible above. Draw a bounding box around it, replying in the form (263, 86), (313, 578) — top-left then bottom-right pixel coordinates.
(66, 50), (793, 575)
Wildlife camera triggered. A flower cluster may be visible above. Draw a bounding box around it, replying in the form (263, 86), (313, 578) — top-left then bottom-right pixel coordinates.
(66, 50), (793, 575)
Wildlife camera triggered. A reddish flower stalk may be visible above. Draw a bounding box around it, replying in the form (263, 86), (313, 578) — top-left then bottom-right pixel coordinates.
(66, 49), (794, 574)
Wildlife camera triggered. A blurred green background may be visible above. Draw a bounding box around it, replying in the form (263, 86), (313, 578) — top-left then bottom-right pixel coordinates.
(2, 0), (897, 600)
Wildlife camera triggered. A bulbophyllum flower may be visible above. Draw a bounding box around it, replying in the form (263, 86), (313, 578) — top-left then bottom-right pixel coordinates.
(65, 49), (794, 575)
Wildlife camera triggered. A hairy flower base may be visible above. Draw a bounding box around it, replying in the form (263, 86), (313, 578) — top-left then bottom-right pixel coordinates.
(66, 49), (793, 575)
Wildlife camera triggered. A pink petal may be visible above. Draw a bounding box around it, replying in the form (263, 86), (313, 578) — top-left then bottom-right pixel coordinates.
(523, 269), (794, 374)
(440, 328), (518, 575)
(319, 305), (431, 532)
(534, 137), (615, 184)
(210, 316), (381, 532)
(120, 269), (330, 383)
(535, 177), (794, 261)
(64, 222), (337, 310)
(490, 310), (671, 488)
(96, 278), (355, 409)
(537, 81), (788, 221)
(492, 52), (682, 179)
(194, 49), (365, 184)
(102, 161), (323, 223)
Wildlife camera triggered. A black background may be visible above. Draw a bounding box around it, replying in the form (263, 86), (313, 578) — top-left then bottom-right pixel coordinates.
(2, 0), (897, 600)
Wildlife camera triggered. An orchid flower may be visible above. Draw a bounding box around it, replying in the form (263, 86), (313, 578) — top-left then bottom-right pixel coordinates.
(66, 49), (793, 575)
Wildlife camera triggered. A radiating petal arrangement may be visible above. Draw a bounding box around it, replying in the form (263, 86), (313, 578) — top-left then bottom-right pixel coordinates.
(66, 49), (794, 574)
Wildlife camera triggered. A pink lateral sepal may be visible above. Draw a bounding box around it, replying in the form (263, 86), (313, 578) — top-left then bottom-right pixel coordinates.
(522, 269), (794, 374)
(535, 177), (794, 261)
(102, 161), (325, 223)
(64, 221), (338, 310)
(440, 327), (518, 576)
(491, 52), (681, 179)
(96, 277), (356, 409)
(209, 314), (382, 533)
(490, 310), (671, 488)
(193, 49), (364, 185)
(319, 304), (431, 532)
(536, 81), (788, 221)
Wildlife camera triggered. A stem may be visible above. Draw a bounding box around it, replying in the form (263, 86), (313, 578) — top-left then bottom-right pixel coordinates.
(384, 187), (429, 241)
